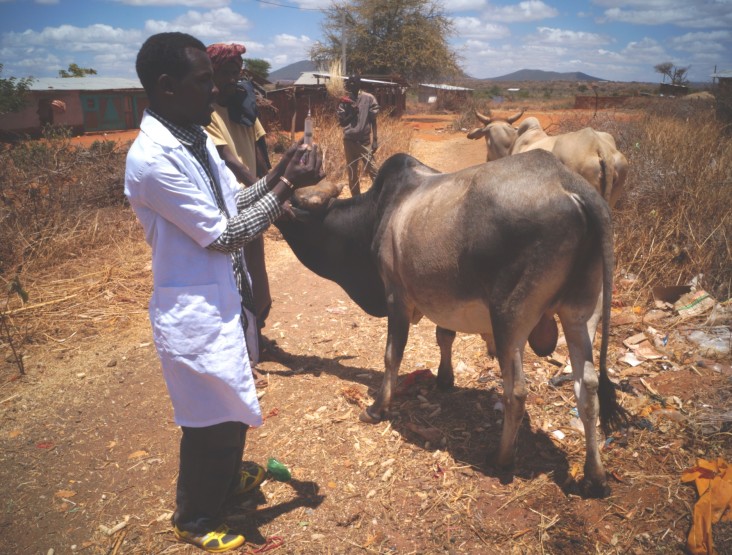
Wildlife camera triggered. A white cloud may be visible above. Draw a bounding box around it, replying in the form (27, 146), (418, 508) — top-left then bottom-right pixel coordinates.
(2, 24), (143, 52)
(272, 33), (314, 49)
(118, 0), (230, 6)
(244, 34), (314, 69)
(534, 27), (610, 47)
(670, 30), (731, 54)
(483, 0), (558, 23)
(288, 0), (332, 9)
(144, 8), (251, 40)
(452, 17), (511, 40)
(597, 0), (732, 29)
(443, 0), (487, 10)
(620, 37), (667, 63)
(1, 23), (143, 77)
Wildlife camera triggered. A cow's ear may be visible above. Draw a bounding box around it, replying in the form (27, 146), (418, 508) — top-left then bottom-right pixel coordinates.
(467, 128), (486, 140)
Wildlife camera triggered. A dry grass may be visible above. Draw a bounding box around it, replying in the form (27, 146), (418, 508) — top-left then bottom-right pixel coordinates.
(324, 58), (346, 100)
(0, 129), (128, 276)
(307, 105), (413, 190)
(610, 102), (731, 303)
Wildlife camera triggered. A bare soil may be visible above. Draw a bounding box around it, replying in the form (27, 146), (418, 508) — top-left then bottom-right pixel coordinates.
(1, 112), (731, 555)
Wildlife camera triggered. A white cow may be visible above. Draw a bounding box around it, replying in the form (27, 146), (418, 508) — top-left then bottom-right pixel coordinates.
(468, 110), (628, 208)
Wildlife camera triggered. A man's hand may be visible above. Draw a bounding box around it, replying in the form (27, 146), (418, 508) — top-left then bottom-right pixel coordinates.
(283, 144), (325, 189)
(277, 199), (296, 221)
(271, 141), (302, 177)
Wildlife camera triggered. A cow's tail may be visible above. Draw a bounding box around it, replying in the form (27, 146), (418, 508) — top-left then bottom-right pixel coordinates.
(593, 196), (630, 435)
(597, 147), (614, 206)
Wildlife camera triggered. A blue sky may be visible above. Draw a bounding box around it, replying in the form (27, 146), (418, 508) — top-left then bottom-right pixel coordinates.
(1, 0), (730, 83)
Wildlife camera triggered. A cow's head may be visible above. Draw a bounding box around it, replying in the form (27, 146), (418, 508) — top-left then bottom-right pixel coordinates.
(287, 180), (344, 221)
(466, 109), (525, 162)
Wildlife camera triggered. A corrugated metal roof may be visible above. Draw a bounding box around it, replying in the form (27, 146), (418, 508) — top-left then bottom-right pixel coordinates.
(294, 72), (400, 87)
(293, 72), (330, 86)
(30, 77), (143, 91)
(419, 83), (473, 91)
(712, 70), (732, 79)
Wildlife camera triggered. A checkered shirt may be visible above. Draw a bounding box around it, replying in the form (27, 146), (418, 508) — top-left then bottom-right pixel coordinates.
(148, 110), (282, 327)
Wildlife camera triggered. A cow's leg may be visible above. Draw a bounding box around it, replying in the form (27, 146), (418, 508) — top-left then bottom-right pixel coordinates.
(435, 326), (455, 390)
(360, 307), (410, 424)
(586, 289), (603, 344)
(480, 332), (497, 358)
(562, 317), (609, 497)
(495, 343), (527, 469)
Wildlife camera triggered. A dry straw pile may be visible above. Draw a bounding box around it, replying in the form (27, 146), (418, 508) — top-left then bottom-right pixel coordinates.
(324, 58), (346, 100)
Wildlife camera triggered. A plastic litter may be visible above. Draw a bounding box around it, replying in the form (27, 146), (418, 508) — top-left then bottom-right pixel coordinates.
(266, 458), (292, 482)
(687, 327), (731, 359)
(675, 290), (716, 319)
(653, 409), (685, 422)
(681, 457), (732, 555)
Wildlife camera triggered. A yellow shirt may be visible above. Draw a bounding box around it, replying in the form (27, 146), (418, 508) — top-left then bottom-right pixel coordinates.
(206, 105), (266, 177)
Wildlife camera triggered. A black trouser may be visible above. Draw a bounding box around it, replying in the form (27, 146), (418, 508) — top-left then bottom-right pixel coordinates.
(173, 421), (248, 533)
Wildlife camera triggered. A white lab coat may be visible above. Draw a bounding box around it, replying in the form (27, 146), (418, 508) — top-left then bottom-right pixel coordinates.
(124, 112), (262, 428)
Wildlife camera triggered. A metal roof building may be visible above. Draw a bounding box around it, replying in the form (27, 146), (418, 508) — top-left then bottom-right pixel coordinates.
(1, 77), (147, 139)
(29, 77), (143, 91)
(417, 83), (474, 104)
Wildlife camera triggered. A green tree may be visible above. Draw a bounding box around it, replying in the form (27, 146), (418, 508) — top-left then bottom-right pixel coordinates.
(311, 0), (461, 83)
(0, 64), (34, 115)
(59, 63), (97, 78)
(244, 58), (271, 80)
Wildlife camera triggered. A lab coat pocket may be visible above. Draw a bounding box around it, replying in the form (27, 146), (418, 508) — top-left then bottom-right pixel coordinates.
(153, 284), (224, 356)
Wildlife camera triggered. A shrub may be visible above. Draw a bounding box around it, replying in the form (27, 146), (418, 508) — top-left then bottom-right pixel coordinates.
(0, 130), (128, 274)
(611, 102), (731, 301)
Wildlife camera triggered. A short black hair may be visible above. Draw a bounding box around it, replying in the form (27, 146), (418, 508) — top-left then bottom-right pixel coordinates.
(136, 32), (206, 95)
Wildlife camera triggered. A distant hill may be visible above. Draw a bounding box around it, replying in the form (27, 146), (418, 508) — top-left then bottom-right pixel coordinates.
(269, 60), (317, 82)
(484, 69), (604, 82)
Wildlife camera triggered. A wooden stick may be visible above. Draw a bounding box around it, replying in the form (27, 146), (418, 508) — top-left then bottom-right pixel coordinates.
(2, 294), (78, 315)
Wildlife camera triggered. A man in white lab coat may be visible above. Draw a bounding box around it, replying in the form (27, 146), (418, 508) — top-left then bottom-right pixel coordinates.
(125, 32), (323, 552)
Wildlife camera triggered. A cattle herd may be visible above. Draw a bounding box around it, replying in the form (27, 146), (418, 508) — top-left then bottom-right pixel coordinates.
(279, 112), (629, 497)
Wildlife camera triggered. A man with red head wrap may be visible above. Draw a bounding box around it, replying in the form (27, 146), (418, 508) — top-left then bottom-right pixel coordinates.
(205, 43), (276, 374)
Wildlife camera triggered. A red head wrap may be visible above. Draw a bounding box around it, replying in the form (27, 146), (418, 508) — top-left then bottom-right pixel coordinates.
(206, 43), (246, 70)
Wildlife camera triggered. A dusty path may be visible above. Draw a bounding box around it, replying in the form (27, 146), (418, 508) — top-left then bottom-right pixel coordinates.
(406, 114), (486, 172)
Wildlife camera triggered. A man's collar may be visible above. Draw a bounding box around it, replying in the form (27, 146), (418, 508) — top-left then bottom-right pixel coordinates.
(147, 109), (207, 148)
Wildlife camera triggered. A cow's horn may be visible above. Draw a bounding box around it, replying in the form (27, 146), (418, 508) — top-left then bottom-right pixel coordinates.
(506, 109), (525, 124)
(475, 110), (492, 124)
(292, 180), (343, 211)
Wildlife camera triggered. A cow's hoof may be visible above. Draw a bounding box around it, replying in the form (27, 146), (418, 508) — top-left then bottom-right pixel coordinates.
(359, 407), (382, 424)
(579, 477), (611, 498)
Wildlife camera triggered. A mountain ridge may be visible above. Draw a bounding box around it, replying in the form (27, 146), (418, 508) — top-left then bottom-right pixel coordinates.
(269, 62), (609, 84)
(478, 69), (604, 82)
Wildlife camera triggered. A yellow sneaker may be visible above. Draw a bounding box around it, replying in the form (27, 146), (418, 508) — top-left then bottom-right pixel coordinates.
(232, 461), (266, 497)
(173, 524), (245, 553)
